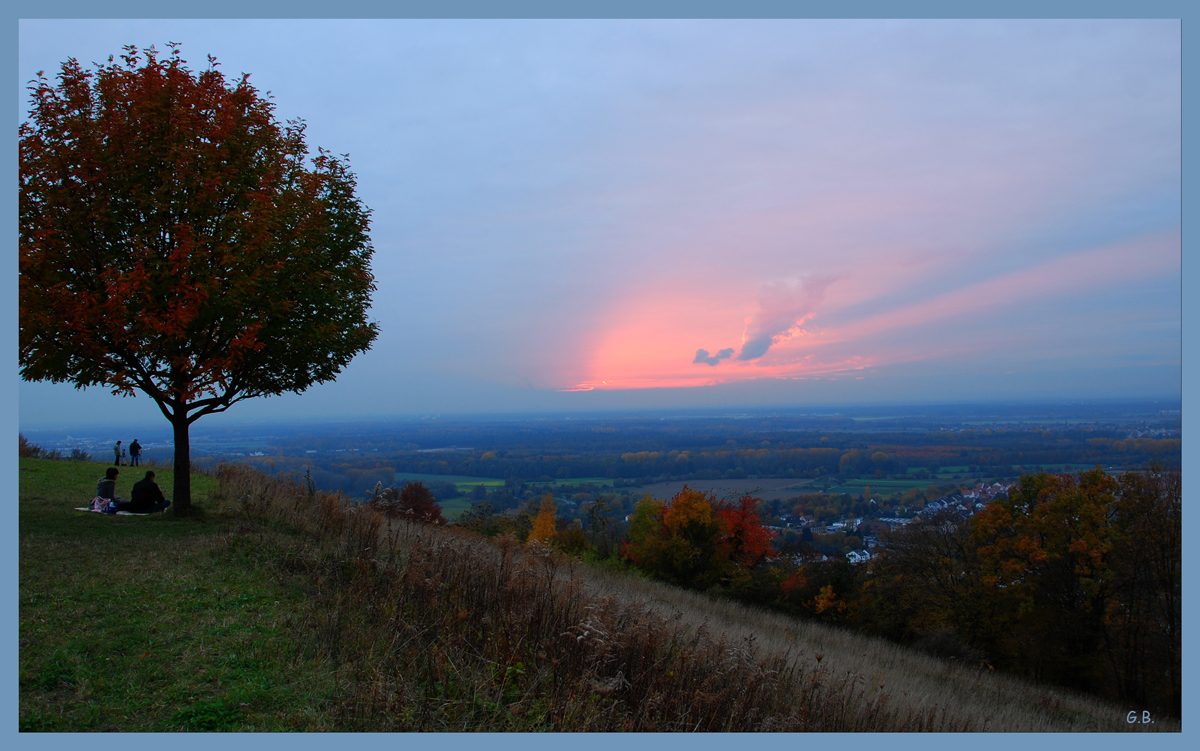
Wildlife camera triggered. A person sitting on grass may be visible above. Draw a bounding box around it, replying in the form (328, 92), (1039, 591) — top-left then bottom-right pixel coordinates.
(96, 467), (121, 499)
(114, 470), (171, 514)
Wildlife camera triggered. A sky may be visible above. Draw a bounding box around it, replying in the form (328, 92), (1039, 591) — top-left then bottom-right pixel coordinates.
(17, 19), (1182, 427)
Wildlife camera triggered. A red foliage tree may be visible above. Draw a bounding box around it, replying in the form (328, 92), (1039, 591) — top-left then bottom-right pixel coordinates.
(397, 482), (446, 525)
(19, 45), (378, 514)
(715, 494), (776, 569)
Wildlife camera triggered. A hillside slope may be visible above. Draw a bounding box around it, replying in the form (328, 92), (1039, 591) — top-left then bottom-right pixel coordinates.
(20, 458), (1172, 731)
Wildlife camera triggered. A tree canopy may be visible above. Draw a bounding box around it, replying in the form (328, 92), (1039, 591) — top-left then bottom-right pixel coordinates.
(529, 493), (558, 544)
(621, 487), (775, 590)
(20, 44), (378, 513)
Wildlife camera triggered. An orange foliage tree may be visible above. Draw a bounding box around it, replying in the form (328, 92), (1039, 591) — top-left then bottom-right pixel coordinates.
(972, 468), (1121, 694)
(19, 45), (377, 514)
(529, 493), (557, 544)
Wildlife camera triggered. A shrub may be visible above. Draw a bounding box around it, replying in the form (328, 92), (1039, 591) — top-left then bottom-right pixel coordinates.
(18, 434), (62, 460)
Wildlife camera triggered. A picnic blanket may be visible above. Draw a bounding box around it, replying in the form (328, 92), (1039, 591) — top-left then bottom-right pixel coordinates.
(74, 507), (159, 516)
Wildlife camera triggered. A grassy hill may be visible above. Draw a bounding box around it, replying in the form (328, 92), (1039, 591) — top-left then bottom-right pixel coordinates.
(19, 458), (345, 730)
(19, 457), (1169, 731)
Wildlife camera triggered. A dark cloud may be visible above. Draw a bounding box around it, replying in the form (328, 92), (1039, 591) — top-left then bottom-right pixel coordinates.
(737, 277), (836, 361)
(737, 336), (773, 361)
(694, 347), (735, 366)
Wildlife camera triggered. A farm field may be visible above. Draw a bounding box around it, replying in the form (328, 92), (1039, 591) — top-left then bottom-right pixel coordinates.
(396, 475), (622, 521)
(394, 473), (619, 493)
(635, 477), (815, 502)
(393, 472), (505, 488)
(436, 496), (474, 520)
(824, 478), (943, 493)
(548, 477), (615, 489)
(1019, 463), (1112, 472)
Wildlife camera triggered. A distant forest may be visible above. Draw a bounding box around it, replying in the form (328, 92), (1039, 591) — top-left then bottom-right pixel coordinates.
(212, 404), (1179, 506)
(24, 402), (1180, 512)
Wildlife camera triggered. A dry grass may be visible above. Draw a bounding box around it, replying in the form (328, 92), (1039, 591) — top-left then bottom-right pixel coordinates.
(578, 571), (1156, 731)
(215, 464), (1172, 732)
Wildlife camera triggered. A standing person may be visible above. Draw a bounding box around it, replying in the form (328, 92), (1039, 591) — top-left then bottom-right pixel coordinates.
(115, 470), (171, 514)
(128, 439), (142, 467)
(113, 440), (123, 466)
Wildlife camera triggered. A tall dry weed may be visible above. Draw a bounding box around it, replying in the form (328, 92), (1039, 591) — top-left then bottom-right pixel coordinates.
(212, 464), (1168, 732)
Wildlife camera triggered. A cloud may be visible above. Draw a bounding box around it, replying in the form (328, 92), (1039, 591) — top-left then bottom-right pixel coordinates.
(737, 276), (836, 361)
(833, 230), (1180, 345)
(694, 347), (735, 366)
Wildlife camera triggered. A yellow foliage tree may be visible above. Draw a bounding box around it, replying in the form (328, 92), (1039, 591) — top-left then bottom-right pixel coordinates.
(529, 492), (557, 544)
(621, 486), (726, 588)
(663, 487), (715, 537)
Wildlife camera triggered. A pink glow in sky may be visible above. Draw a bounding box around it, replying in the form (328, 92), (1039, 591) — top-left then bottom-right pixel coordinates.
(567, 230), (1179, 392)
(18, 19), (1182, 423)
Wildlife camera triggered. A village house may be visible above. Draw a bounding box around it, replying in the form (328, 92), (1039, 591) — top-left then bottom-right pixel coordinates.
(846, 549), (872, 565)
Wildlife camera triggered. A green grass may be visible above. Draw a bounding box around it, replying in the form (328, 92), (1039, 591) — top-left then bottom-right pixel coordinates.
(546, 477), (614, 488)
(839, 478), (939, 489)
(437, 496), (475, 520)
(394, 472), (504, 487)
(393, 472), (614, 521)
(19, 458), (342, 731)
(821, 479), (945, 494)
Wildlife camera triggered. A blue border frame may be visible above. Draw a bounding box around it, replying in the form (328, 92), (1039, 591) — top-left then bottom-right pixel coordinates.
(8, 2), (1192, 749)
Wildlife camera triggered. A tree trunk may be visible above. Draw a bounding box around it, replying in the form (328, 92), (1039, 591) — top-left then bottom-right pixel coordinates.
(172, 415), (192, 516)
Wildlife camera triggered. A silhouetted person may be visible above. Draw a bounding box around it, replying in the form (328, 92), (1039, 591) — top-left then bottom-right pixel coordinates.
(129, 439), (142, 467)
(113, 440), (123, 466)
(115, 470), (171, 514)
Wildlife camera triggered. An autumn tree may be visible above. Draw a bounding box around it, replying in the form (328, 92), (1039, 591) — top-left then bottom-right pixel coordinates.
(583, 497), (617, 558)
(368, 481), (445, 525)
(858, 511), (995, 660)
(972, 469), (1119, 692)
(622, 495), (664, 561)
(398, 482), (446, 525)
(715, 494), (775, 569)
(839, 449), (860, 474)
(661, 487), (728, 586)
(19, 45), (377, 514)
(622, 487), (774, 590)
(860, 465), (1180, 713)
(529, 493), (557, 544)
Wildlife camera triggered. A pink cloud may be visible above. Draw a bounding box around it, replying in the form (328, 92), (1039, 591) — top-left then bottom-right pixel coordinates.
(565, 229), (1177, 392)
(735, 276), (838, 360)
